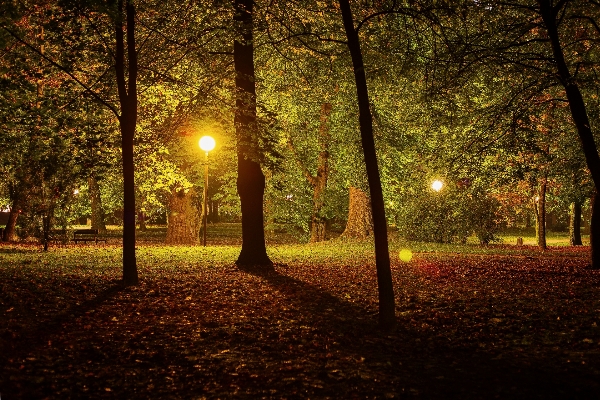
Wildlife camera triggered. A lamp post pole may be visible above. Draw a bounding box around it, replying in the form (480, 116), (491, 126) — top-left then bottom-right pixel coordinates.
(203, 151), (209, 247)
(199, 135), (215, 247)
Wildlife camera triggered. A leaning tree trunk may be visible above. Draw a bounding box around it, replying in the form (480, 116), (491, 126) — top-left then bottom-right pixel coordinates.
(115, 0), (138, 285)
(569, 201), (583, 246)
(165, 188), (200, 245)
(341, 186), (374, 239)
(535, 177), (547, 250)
(233, 0), (271, 266)
(339, 0), (396, 330)
(541, 2), (600, 268)
(88, 175), (106, 233)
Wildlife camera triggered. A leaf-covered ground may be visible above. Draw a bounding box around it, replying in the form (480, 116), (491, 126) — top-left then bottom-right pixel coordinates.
(1, 242), (599, 399)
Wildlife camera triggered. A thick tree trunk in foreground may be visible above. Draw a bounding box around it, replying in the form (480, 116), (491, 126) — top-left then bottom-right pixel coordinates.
(233, 0), (271, 266)
(115, 0), (138, 285)
(341, 186), (373, 239)
(569, 202), (582, 246)
(540, 1), (600, 267)
(339, 0), (395, 330)
(165, 188), (200, 245)
(535, 177), (547, 250)
(88, 175), (106, 233)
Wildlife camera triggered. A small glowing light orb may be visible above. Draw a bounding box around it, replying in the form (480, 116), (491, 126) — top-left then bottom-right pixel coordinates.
(73, 189), (80, 195)
(431, 180), (444, 192)
(199, 136), (216, 152)
(399, 249), (413, 262)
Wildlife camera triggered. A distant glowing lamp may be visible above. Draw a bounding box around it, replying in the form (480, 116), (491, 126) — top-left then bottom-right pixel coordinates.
(431, 180), (444, 192)
(73, 188), (80, 195)
(199, 136), (216, 247)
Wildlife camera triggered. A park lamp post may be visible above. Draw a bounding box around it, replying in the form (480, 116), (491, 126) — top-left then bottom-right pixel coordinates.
(199, 135), (216, 247)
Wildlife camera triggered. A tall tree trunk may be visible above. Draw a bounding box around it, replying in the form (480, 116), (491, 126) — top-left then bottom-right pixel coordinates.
(540, 2), (600, 267)
(115, 0), (138, 285)
(288, 103), (333, 243)
(233, 0), (271, 266)
(535, 177), (547, 250)
(88, 175), (106, 233)
(310, 103), (332, 243)
(569, 201), (583, 246)
(341, 186), (373, 239)
(165, 188), (200, 245)
(339, 0), (395, 330)
(591, 191), (600, 268)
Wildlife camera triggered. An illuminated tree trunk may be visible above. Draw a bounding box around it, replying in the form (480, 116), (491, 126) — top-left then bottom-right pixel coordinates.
(288, 103), (332, 243)
(233, 0), (271, 266)
(3, 206), (19, 242)
(165, 188), (200, 245)
(88, 175), (106, 233)
(341, 186), (373, 239)
(569, 201), (582, 246)
(339, 0), (395, 330)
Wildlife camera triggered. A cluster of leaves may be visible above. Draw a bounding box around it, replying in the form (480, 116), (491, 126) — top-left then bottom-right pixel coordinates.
(1, 240), (599, 398)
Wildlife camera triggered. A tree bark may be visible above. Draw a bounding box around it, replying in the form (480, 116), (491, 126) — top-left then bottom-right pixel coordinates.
(339, 0), (395, 330)
(535, 177), (547, 250)
(115, 0), (138, 285)
(569, 202), (583, 246)
(88, 175), (106, 233)
(540, 1), (600, 267)
(288, 103), (333, 242)
(591, 191), (600, 268)
(165, 188), (200, 245)
(3, 209), (19, 242)
(233, 0), (271, 266)
(341, 186), (374, 239)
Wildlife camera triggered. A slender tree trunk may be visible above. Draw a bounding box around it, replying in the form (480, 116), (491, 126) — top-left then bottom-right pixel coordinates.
(535, 177), (547, 250)
(309, 103), (332, 243)
(88, 175), (106, 233)
(165, 188), (200, 245)
(115, 0), (138, 285)
(339, 0), (395, 330)
(137, 211), (147, 232)
(233, 0), (271, 266)
(570, 202), (583, 246)
(540, 2), (600, 267)
(341, 186), (374, 239)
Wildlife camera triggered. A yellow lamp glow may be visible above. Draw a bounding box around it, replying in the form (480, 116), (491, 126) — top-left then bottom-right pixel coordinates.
(199, 136), (216, 152)
(431, 180), (444, 192)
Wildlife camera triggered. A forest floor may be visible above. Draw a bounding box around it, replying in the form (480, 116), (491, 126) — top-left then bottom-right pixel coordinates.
(1, 228), (600, 399)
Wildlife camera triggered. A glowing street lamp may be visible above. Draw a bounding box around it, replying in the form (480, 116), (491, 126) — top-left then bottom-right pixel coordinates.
(431, 179), (444, 192)
(199, 136), (216, 247)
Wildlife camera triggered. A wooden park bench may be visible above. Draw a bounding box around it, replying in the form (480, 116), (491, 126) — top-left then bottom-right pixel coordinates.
(73, 229), (107, 244)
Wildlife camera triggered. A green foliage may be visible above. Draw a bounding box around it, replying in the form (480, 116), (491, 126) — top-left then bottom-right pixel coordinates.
(397, 182), (502, 244)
